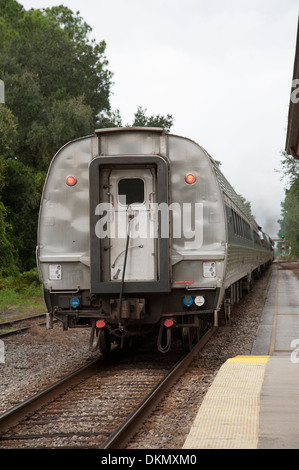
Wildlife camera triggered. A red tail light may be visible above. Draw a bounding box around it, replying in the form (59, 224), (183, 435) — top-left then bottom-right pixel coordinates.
(185, 174), (196, 184)
(66, 175), (77, 186)
(164, 318), (174, 328)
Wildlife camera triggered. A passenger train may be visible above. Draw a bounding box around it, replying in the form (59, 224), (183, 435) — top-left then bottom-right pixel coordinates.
(37, 127), (273, 353)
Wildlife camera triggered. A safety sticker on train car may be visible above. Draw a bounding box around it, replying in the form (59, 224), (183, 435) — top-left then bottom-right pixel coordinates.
(203, 261), (216, 278)
(49, 264), (62, 280)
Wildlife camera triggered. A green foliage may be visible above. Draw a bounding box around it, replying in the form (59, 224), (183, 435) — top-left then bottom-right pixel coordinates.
(0, 267), (40, 291)
(0, 104), (19, 275)
(0, 0), (24, 43)
(2, 158), (45, 271)
(0, 3), (113, 168)
(0, 1), (175, 279)
(0, 268), (43, 315)
(0, 104), (18, 158)
(278, 178), (299, 259)
(278, 152), (299, 259)
(0, 0), (113, 275)
(279, 151), (299, 186)
(0, 200), (17, 277)
(132, 106), (174, 132)
(25, 96), (94, 166)
(96, 107), (175, 131)
(97, 109), (123, 128)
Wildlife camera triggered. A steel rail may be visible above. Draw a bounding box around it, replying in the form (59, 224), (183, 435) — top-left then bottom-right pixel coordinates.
(0, 314), (47, 338)
(0, 350), (120, 435)
(0, 326), (217, 445)
(101, 326), (217, 449)
(0, 313), (46, 327)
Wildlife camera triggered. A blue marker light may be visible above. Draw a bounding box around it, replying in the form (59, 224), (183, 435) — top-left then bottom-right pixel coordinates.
(70, 297), (80, 309)
(183, 295), (193, 307)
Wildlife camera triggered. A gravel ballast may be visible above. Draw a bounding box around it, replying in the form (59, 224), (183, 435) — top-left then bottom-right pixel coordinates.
(0, 266), (273, 449)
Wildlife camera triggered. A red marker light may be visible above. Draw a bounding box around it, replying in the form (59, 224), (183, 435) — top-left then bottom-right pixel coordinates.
(164, 318), (174, 328)
(185, 174), (196, 184)
(96, 320), (106, 328)
(66, 175), (77, 186)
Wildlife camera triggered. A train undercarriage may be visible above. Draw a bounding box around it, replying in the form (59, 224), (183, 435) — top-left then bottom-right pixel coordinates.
(44, 262), (270, 354)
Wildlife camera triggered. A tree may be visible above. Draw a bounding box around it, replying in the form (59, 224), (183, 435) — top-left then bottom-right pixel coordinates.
(0, 1), (114, 272)
(0, 104), (19, 275)
(0, 0), (24, 36)
(278, 178), (299, 258)
(0, 2), (113, 169)
(96, 106), (175, 131)
(132, 106), (174, 132)
(97, 109), (122, 129)
(2, 158), (44, 271)
(279, 151), (299, 186)
(0, 104), (18, 162)
(0, 200), (16, 276)
(0, 1), (175, 274)
(278, 151), (299, 258)
(43, 5), (112, 115)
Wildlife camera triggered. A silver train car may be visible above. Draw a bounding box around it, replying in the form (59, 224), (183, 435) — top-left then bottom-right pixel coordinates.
(37, 127), (273, 353)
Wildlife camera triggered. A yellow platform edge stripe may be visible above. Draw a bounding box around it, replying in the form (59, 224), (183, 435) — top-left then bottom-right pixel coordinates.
(226, 355), (270, 363)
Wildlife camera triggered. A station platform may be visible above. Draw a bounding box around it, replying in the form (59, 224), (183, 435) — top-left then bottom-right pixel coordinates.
(183, 262), (299, 449)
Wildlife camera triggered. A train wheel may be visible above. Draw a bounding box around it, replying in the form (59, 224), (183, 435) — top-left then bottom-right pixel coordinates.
(182, 317), (196, 351)
(194, 317), (203, 344)
(218, 299), (231, 325)
(182, 327), (193, 351)
(99, 329), (111, 355)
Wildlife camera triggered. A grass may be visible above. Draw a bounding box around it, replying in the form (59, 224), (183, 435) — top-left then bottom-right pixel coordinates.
(0, 269), (45, 321)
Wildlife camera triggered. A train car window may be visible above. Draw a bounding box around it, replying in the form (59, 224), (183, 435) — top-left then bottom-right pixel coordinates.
(232, 208), (252, 239)
(239, 218), (242, 236)
(241, 218), (245, 238)
(118, 178), (145, 205)
(233, 212), (237, 234)
(254, 231), (260, 244)
(236, 214), (241, 236)
(246, 222), (252, 240)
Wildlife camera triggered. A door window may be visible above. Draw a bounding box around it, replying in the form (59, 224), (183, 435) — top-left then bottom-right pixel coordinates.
(118, 178), (144, 205)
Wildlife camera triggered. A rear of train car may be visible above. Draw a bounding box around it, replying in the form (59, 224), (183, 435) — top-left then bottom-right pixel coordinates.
(37, 127), (273, 352)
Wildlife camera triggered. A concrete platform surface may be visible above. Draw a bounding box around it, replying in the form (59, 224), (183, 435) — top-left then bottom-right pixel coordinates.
(183, 263), (299, 449)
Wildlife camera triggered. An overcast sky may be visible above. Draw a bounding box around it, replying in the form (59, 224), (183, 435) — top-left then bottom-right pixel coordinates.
(20, 0), (299, 236)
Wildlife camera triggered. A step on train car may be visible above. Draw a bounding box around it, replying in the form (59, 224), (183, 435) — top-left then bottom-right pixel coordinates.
(37, 127), (273, 353)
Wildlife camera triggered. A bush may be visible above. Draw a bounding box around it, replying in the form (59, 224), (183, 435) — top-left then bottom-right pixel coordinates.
(0, 267), (41, 293)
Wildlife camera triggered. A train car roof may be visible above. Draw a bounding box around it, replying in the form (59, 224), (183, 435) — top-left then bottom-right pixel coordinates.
(285, 16), (299, 159)
(95, 127), (166, 134)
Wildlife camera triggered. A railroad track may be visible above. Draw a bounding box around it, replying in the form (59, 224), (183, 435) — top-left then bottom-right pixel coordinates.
(0, 327), (216, 449)
(0, 314), (47, 337)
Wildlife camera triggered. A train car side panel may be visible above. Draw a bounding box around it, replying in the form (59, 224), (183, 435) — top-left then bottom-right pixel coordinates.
(37, 136), (97, 293)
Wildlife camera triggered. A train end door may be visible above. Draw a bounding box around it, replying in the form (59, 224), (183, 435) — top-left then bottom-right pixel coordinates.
(89, 155), (170, 294)
(107, 168), (156, 282)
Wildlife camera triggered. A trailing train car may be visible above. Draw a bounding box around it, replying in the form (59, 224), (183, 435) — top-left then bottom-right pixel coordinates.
(37, 127), (273, 353)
